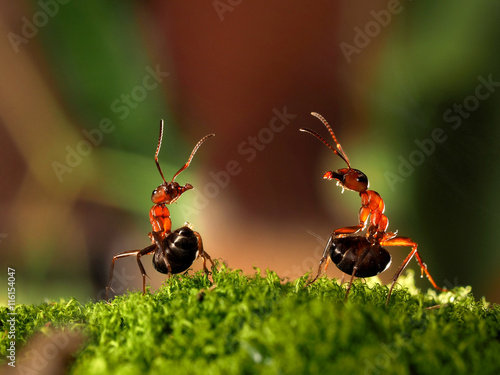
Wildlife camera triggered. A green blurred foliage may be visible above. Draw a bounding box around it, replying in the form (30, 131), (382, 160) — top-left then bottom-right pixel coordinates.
(37, 0), (190, 213)
(370, 0), (500, 298)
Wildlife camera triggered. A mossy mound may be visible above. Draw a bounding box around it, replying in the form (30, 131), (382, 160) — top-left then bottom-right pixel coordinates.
(1, 265), (499, 374)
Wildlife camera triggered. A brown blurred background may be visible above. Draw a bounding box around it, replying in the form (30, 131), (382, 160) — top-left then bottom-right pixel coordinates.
(1, 0), (499, 304)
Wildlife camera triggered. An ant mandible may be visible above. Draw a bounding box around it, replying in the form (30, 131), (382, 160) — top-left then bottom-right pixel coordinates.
(105, 120), (215, 299)
(300, 112), (449, 304)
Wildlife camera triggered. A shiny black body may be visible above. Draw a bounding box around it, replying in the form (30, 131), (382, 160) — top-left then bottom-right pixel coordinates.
(328, 236), (391, 278)
(105, 225), (213, 300)
(153, 226), (199, 274)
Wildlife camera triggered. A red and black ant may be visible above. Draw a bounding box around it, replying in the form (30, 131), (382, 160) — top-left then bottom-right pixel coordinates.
(300, 112), (449, 303)
(105, 120), (215, 299)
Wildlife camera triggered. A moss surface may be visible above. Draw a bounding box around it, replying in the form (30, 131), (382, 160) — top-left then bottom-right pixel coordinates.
(1, 266), (499, 374)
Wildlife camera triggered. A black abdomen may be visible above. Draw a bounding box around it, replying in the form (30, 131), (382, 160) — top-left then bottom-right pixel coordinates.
(329, 236), (391, 278)
(153, 226), (199, 274)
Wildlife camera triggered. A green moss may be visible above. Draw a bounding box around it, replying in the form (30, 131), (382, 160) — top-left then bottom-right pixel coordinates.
(1, 266), (499, 374)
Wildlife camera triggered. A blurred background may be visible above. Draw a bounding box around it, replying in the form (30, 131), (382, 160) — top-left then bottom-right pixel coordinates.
(1, 0), (499, 304)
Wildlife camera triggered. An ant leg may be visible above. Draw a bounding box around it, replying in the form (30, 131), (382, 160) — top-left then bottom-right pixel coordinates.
(105, 244), (156, 299)
(194, 231), (215, 276)
(344, 246), (372, 301)
(333, 225), (364, 236)
(380, 237), (449, 304)
(137, 245), (157, 294)
(345, 273), (356, 301)
(307, 235), (334, 286)
(313, 257), (331, 285)
(333, 206), (370, 237)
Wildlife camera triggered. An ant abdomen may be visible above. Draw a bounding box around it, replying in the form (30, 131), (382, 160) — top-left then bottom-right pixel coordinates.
(329, 236), (392, 278)
(152, 226), (199, 274)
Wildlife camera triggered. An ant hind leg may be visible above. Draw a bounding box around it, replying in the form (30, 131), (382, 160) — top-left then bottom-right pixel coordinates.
(380, 237), (450, 304)
(194, 231), (215, 277)
(105, 244), (156, 299)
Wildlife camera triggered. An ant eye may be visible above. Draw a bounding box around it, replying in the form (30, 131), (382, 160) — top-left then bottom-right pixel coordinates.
(356, 174), (368, 183)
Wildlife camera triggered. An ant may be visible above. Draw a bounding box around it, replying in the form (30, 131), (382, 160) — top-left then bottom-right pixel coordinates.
(105, 120), (215, 299)
(300, 112), (449, 304)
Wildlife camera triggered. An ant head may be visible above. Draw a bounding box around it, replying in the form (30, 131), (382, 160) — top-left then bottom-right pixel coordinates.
(324, 168), (369, 193)
(300, 112), (369, 193)
(151, 181), (193, 204)
(151, 120), (214, 205)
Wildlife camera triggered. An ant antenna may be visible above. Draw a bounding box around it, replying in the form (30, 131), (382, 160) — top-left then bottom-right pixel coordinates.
(171, 133), (215, 181)
(155, 119), (167, 183)
(299, 112), (351, 168)
(155, 119), (215, 183)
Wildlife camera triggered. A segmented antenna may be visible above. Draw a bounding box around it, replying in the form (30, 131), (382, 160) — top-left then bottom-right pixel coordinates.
(155, 119), (167, 183)
(155, 119), (215, 183)
(171, 133), (215, 181)
(299, 112), (351, 168)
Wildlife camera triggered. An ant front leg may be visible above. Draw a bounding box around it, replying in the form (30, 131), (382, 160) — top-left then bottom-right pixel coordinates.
(344, 245), (374, 301)
(105, 244), (156, 299)
(333, 206), (370, 237)
(380, 237), (449, 304)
